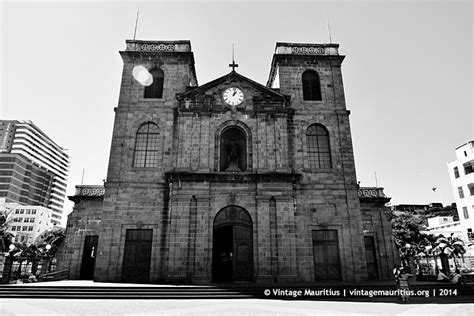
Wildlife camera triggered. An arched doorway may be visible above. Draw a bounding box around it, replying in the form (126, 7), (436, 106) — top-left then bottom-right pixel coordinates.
(212, 206), (253, 283)
(220, 127), (247, 172)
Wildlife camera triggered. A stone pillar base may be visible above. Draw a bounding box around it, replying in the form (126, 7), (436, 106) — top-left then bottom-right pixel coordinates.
(255, 275), (274, 284)
(275, 275), (299, 284)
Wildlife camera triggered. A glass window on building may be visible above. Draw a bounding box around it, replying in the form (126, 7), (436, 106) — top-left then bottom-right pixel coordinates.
(454, 166), (460, 178)
(463, 207), (469, 219)
(11, 226), (16, 231)
(22, 226), (27, 231)
(24, 218), (29, 223)
(26, 209), (31, 214)
(30, 218), (35, 223)
(464, 162), (474, 175)
(469, 186), (474, 196)
(458, 187), (465, 199)
(28, 226), (33, 231)
(20, 209), (24, 214)
(32, 210), (36, 214)
(15, 210), (19, 214)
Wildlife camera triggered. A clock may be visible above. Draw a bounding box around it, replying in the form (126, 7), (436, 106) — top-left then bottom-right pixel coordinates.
(223, 87), (244, 106)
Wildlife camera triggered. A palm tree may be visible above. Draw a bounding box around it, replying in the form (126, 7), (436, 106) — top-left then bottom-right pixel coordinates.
(451, 238), (466, 270)
(432, 235), (466, 275)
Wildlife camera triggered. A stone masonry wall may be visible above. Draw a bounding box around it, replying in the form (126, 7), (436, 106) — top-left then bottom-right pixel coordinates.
(57, 198), (103, 279)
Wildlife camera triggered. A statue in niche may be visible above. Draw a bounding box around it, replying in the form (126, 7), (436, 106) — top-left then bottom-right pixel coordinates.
(225, 139), (241, 171)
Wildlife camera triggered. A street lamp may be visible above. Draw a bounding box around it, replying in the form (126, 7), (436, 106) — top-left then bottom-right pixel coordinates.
(45, 244), (52, 273)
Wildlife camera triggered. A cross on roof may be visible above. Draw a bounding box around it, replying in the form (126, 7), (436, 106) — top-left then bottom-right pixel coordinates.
(229, 61), (239, 71)
(229, 44), (238, 72)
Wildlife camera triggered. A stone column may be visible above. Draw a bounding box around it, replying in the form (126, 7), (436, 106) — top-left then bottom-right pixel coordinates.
(193, 195), (211, 283)
(255, 196), (272, 283)
(275, 196), (298, 283)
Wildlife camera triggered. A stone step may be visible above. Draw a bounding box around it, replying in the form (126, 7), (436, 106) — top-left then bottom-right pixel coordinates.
(1, 283), (472, 300)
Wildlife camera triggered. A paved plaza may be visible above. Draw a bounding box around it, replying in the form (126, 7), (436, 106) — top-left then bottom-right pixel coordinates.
(1, 281), (474, 315)
(1, 297), (474, 315)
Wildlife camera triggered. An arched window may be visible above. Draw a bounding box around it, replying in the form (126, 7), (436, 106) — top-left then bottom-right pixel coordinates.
(302, 70), (322, 101)
(306, 124), (331, 169)
(144, 68), (164, 98)
(220, 127), (247, 172)
(133, 123), (159, 167)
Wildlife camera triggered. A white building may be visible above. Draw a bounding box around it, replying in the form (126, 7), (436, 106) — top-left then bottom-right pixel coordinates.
(447, 140), (474, 244)
(423, 216), (463, 238)
(1, 198), (52, 244)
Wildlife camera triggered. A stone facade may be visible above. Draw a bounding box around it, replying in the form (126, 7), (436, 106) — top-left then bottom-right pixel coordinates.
(59, 40), (398, 284)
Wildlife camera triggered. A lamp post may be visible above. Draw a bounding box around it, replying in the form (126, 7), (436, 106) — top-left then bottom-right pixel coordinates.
(45, 244), (52, 273)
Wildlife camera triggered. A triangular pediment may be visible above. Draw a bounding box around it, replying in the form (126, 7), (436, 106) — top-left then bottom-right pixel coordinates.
(177, 71), (288, 112)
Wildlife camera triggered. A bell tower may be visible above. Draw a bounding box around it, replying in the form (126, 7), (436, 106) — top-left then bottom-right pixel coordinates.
(94, 40), (198, 282)
(267, 43), (368, 282)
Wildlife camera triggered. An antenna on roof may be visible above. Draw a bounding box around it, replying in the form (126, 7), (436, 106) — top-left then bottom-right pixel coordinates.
(326, 11), (333, 44)
(229, 43), (239, 72)
(81, 168), (85, 185)
(133, 8), (140, 41)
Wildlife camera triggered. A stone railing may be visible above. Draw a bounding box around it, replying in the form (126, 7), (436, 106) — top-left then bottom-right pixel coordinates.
(74, 185), (105, 197)
(358, 187), (387, 199)
(125, 40), (192, 53)
(275, 43), (339, 56)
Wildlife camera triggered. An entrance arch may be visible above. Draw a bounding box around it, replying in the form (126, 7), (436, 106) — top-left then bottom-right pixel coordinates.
(212, 206), (253, 283)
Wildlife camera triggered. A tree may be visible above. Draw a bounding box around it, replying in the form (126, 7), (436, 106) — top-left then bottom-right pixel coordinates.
(0, 209), (14, 252)
(425, 205), (459, 221)
(391, 211), (427, 246)
(34, 227), (65, 257)
(432, 235), (466, 274)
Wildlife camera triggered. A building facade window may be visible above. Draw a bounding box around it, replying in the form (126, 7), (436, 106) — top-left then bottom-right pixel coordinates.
(132, 123), (160, 168)
(144, 68), (164, 99)
(464, 162), (474, 175)
(458, 186), (465, 199)
(463, 206), (469, 219)
(454, 166), (460, 178)
(306, 124), (332, 169)
(302, 70), (322, 101)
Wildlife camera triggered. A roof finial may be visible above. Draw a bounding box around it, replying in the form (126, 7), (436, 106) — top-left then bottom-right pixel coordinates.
(326, 11), (332, 44)
(229, 43), (239, 72)
(133, 8), (140, 41)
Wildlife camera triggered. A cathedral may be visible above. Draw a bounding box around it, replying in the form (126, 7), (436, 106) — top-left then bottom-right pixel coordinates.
(59, 40), (398, 284)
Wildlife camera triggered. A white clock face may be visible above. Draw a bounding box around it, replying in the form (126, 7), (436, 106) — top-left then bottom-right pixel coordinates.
(223, 87), (244, 106)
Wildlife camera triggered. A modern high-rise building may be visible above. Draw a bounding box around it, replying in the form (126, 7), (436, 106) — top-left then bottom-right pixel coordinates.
(0, 120), (70, 225)
(447, 140), (474, 243)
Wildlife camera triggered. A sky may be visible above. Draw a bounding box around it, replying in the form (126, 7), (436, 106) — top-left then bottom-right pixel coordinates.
(1, 0), (472, 226)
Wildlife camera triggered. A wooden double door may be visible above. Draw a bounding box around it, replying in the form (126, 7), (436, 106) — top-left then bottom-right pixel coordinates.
(312, 230), (342, 281)
(212, 206), (253, 283)
(122, 229), (153, 283)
